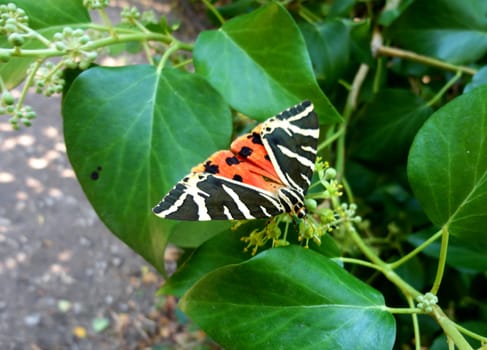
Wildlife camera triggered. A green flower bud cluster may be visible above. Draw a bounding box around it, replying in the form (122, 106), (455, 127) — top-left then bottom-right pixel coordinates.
(0, 3), (30, 48)
(52, 27), (97, 69)
(318, 164), (343, 199)
(340, 203), (361, 223)
(0, 3), (28, 32)
(140, 10), (157, 25)
(1, 91), (15, 108)
(83, 0), (109, 10)
(0, 92), (36, 129)
(30, 61), (65, 96)
(121, 6), (141, 24)
(416, 293), (438, 313)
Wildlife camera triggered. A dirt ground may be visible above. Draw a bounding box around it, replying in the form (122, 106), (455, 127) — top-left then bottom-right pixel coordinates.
(0, 1), (213, 349)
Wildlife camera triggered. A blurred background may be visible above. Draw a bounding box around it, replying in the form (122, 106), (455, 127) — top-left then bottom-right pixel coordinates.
(0, 1), (215, 349)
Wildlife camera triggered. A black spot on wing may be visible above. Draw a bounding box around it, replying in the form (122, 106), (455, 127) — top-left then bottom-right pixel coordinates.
(226, 156), (240, 165)
(238, 146), (253, 158)
(250, 132), (263, 145)
(233, 174), (243, 182)
(204, 161), (219, 174)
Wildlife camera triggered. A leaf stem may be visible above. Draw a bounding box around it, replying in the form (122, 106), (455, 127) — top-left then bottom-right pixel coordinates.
(0, 32), (183, 59)
(43, 60), (65, 83)
(385, 306), (422, 315)
(429, 225), (449, 295)
(375, 45), (477, 76)
(157, 42), (181, 73)
(17, 59), (42, 108)
(340, 177), (354, 204)
(17, 22), (51, 46)
(406, 295), (421, 350)
(347, 224), (421, 298)
(432, 306), (473, 350)
(298, 4), (321, 23)
(282, 220), (290, 242)
(426, 70), (462, 107)
(338, 257), (384, 272)
(455, 323), (487, 344)
(97, 8), (118, 39)
(336, 63), (369, 179)
(389, 228), (443, 269)
(318, 127), (344, 152)
(201, 0), (225, 25)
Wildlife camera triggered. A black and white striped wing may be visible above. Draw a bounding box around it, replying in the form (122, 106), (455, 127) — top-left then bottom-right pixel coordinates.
(153, 173), (285, 221)
(261, 100), (319, 193)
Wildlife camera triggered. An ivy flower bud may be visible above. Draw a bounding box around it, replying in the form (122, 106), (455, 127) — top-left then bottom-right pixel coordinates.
(8, 32), (24, 46)
(1, 92), (15, 106)
(324, 167), (337, 180)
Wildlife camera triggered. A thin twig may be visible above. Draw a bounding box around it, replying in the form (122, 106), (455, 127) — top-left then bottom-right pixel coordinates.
(375, 45), (477, 76)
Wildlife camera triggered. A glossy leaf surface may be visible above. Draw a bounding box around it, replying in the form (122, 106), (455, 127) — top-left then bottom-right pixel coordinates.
(351, 89), (432, 163)
(387, 0), (487, 64)
(63, 65), (232, 271)
(181, 245), (395, 350)
(194, 3), (341, 124)
(408, 85), (487, 248)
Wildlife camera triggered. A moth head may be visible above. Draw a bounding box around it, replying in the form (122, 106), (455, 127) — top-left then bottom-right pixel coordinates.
(294, 203), (307, 219)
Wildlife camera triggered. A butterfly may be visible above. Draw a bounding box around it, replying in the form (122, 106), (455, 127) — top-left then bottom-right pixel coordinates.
(153, 100), (319, 221)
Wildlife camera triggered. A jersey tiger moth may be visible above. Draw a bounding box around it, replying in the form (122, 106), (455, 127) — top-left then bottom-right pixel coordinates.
(153, 100), (319, 221)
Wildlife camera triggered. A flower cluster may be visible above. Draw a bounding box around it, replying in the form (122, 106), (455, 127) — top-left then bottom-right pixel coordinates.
(0, 3), (28, 33)
(0, 3), (29, 48)
(0, 92), (36, 129)
(240, 159), (361, 254)
(121, 6), (141, 24)
(30, 62), (65, 96)
(315, 160), (342, 198)
(241, 219), (287, 255)
(52, 27), (97, 69)
(416, 293), (438, 313)
(83, 0), (109, 10)
(121, 6), (157, 27)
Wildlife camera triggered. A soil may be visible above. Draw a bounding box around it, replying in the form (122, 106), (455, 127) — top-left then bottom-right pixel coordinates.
(0, 1), (213, 349)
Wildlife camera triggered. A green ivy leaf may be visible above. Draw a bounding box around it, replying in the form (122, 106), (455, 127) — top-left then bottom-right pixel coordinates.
(408, 85), (487, 248)
(299, 19), (351, 87)
(62, 65), (232, 271)
(329, 0), (356, 17)
(387, 0), (487, 64)
(350, 89), (433, 164)
(181, 245), (396, 350)
(162, 221), (341, 296)
(0, 0), (88, 29)
(377, 0), (413, 26)
(0, 0), (90, 88)
(194, 2), (341, 124)
(161, 222), (260, 296)
(464, 66), (487, 94)
(216, 0), (259, 19)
